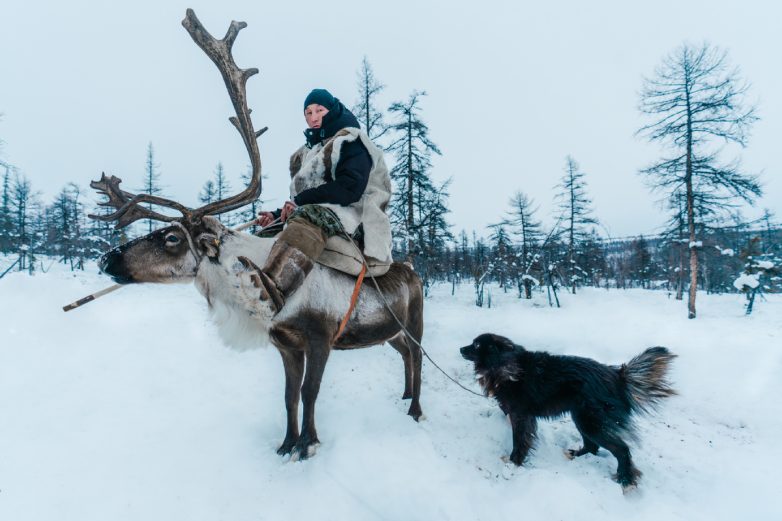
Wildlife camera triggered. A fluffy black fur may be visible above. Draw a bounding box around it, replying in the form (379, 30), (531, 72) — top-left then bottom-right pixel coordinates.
(460, 333), (676, 489)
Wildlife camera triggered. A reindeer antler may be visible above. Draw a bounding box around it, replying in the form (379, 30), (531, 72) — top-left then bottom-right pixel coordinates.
(88, 173), (193, 228)
(89, 9), (264, 229)
(182, 8), (264, 219)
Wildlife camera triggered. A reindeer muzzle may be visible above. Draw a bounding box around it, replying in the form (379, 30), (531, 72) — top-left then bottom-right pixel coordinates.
(99, 249), (134, 284)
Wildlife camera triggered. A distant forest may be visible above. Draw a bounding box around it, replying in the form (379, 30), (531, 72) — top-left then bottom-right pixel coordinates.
(1, 45), (780, 317)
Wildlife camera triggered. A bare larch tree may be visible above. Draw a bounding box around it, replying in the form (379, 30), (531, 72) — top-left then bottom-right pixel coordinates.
(638, 43), (761, 319)
(352, 56), (388, 141)
(505, 191), (543, 299)
(554, 155), (597, 294)
(142, 142), (163, 234)
(386, 91), (443, 263)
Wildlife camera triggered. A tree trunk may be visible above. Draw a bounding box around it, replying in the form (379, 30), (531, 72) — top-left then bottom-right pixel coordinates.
(569, 183), (576, 295)
(685, 85), (697, 319)
(745, 289), (756, 315)
(406, 114), (414, 262)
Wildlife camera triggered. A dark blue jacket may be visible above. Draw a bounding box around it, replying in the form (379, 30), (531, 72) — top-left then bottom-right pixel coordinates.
(273, 103), (371, 216)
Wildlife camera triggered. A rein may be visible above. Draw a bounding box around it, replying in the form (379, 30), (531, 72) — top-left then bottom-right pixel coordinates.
(62, 216), (278, 312)
(337, 228), (486, 399)
(62, 215), (487, 398)
(173, 221), (204, 265)
(333, 264), (367, 342)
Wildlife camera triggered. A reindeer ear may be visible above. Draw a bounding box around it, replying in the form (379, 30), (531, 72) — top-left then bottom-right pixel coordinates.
(200, 215), (224, 234)
(197, 232), (220, 258)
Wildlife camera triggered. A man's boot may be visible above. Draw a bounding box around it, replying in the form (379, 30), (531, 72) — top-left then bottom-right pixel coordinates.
(240, 217), (327, 313)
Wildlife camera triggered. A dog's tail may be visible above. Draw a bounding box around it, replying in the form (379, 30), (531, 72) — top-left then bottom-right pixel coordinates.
(621, 347), (677, 414)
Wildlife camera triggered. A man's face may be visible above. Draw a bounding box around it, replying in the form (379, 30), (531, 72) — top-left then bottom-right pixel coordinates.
(305, 103), (329, 129)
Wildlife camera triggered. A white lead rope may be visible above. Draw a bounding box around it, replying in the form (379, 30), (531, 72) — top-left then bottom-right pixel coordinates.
(337, 227), (486, 399)
(62, 216), (484, 398)
(62, 217), (281, 312)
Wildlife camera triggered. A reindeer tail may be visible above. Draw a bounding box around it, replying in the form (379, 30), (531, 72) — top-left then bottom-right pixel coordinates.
(621, 347), (677, 414)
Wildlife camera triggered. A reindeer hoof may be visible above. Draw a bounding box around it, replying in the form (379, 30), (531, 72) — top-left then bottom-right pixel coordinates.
(290, 436), (320, 461)
(290, 443), (319, 462)
(277, 438), (298, 456)
(407, 402), (423, 422)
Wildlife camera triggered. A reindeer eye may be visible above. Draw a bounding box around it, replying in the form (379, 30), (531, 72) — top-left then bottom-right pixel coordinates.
(165, 234), (181, 244)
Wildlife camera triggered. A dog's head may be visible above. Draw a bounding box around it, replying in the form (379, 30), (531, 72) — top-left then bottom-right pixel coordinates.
(460, 333), (517, 364)
(460, 333), (523, 394)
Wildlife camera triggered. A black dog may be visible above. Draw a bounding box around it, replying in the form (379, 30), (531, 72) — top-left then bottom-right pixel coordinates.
(460, 333), (676, 489)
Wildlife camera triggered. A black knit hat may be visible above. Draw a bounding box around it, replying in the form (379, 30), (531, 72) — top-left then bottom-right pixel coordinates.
(303, 88), (338, 111)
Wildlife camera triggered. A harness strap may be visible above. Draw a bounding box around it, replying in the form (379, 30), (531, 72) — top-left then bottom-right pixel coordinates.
(173, 221), (204, 265)
(333, 264), (367, 342)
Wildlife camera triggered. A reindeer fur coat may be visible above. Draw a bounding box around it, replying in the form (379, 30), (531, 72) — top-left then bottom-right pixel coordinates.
(288, 127), (393, 276)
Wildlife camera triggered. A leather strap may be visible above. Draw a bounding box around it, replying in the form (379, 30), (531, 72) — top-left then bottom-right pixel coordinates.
(333, 264), (367, 342)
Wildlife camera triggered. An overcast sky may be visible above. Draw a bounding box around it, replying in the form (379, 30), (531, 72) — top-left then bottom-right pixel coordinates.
(1, 0), (780, 238)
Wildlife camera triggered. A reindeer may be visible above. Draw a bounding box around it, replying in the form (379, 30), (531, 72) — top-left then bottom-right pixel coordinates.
(90, 9), (424, 460)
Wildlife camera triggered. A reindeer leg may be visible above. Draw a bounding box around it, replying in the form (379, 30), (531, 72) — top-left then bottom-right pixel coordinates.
(277, 348), (304, 456)
(388, 334), (413, 399)
(292, 339), (332, 460)
(406, 292), (424, 422)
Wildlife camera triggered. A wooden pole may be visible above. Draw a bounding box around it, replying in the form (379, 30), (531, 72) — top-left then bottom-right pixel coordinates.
(62, 217), (279, 312)
(62, 283), (124, 312)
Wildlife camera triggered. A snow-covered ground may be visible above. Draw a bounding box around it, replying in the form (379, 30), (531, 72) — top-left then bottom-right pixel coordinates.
(1, 261), (780, 520)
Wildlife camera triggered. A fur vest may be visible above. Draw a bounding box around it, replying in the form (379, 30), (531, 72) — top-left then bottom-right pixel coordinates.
(289, 127), (392, 276)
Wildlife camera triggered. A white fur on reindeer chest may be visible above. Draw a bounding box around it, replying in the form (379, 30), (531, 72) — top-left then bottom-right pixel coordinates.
(193, 231), (389, 350)
(194, 232), (277, 350)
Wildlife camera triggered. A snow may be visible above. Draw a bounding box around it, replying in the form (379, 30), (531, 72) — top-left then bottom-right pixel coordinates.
(520, 274), (540, 286)
(689, 241), (703, 248)
(734, 273), (760, 290)
(1, 261), (781, 520)
(756, 260), (775, 270)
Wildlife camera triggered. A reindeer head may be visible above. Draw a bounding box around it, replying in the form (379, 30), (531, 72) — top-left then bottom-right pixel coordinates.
(90, 10), (266, 284)
(99, 218), (230, 283)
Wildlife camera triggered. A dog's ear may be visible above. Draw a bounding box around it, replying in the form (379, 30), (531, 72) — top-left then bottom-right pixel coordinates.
(488, 334), (516, 352)
(481, 340), (507, 368)
(477, 334), (522, 379)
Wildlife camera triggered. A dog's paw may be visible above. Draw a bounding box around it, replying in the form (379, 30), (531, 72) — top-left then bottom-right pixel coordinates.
(500, 461), (517, 480)
(613, 468), (642, 492)
(508, 449), (526, 466)
(621, 483), (639, 496)
(564, 449), (576, 460)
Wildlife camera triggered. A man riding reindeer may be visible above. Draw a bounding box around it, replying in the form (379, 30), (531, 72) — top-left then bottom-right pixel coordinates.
(247, 88), (393, 314)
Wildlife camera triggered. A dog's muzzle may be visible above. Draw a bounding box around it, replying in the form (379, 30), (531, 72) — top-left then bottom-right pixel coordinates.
(460, 345), (477, 361)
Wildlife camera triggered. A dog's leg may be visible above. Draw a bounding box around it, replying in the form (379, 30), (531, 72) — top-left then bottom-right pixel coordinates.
(571, 409), (642, 489)
(603, 438), (642, 490)
(567, 410), (600, 459)
(508, 413), (537, 466)
(567, 439), (599, 459)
